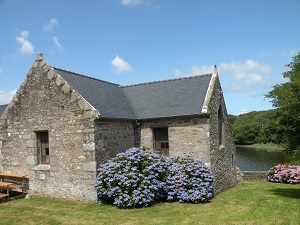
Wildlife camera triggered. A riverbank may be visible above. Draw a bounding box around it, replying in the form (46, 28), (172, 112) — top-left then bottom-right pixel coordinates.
(237, 143), (284, 151)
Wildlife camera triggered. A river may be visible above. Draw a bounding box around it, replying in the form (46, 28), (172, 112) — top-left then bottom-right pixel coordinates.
(236, 146), (300, 171)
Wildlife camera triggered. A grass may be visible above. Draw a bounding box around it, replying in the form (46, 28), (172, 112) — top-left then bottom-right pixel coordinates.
(0, 181), (299, 225)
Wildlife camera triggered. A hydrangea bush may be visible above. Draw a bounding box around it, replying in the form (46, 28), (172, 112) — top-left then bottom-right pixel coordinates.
(94, 148), (168, 208)
(267, 164), (300, 184)
(95, 148), (214, 208)
(166, 156), (214, 203)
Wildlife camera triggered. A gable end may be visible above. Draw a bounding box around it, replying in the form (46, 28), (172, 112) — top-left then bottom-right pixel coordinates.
(201, 65), (219, 114)
(1, 53), (100, 123)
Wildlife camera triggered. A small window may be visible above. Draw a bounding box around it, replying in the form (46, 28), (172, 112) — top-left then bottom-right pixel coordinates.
(36, 132), (50, 164)
(153, 128), (169, 157)
(218, 106), (224, 147)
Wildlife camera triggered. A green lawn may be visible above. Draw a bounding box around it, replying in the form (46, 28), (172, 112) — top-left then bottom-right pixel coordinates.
(0, 181), (299, 225)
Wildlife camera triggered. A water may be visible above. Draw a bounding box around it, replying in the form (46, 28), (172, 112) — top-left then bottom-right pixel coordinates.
(236, 146), (300, 171)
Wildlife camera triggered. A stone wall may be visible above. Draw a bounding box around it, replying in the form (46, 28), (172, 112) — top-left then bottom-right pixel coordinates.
(0, 54), (98, 201)
(243, 171), (268, 181)
(140, 116), (211, 165)
(208, 75), (237, 195)
(94, 119), (135, 168)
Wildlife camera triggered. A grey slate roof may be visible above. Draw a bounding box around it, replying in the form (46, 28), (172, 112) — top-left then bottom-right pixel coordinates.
(0, 104), (7, 117)
(55, 68), (212, 120)
(54, 68), (136, 119)
(0, 69), (213, 120)
(122, 75), (212, 119)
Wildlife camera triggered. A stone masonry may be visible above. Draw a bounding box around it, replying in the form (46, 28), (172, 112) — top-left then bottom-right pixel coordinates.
(0, 53), (99, 201)
(208, 75), (237, 194)
(94, 119), (135, 168)
(140, 116), (211, 165)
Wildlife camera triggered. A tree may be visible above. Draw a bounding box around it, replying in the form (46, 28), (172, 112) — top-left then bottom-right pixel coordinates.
(230, 110), (283, 145)
(228, 114), (237, 127)
(265, 52), (300, 151)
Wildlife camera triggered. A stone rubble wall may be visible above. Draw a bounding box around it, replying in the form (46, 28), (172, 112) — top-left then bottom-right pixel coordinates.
(94, 119), (135, 168)
(208, 76), (238, 195)
(0, 54), (98, 201)
(243, 171), (268, 181)
(140, 117), (211, 165)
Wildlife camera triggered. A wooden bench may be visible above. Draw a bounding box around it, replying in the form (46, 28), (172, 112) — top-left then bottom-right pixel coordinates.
(0, 173), (27, 179)
(0, 173), (27, 200)
(0, 181), (13, 187)
(0, 193), (9, 199)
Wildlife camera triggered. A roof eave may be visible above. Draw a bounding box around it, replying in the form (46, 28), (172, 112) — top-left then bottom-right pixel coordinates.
(137, 113), (210, 121)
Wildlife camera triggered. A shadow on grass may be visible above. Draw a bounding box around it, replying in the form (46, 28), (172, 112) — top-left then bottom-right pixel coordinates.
(269, 187), (300, 199)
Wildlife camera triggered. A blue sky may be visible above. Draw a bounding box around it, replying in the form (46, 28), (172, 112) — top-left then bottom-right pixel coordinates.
(0, 0), (299, 115)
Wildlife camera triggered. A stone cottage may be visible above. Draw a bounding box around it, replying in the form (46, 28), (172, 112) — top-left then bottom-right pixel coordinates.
(0, 53), (237, 201)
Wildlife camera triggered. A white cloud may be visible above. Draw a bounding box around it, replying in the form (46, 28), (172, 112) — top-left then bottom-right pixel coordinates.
(0, 68), (3, 75)
(0, 89), (17, 105)
(43, 18), (58, 32)
(220, 60), (272, 74)
(175, 65), (214, 77)
(236, 110), (250, 115)
(53, 36), (62, 49)
(219, 60), (272, 92)
(121, 0), (142, 6)
(43, 18), (62, 50)
(120, 0), (159, 8)
(111, 55), (133, 74)
(175, 60), (273, 92)
(16, 30), (34, 55)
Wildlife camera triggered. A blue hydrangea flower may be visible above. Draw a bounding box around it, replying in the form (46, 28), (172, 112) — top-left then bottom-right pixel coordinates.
(94, 148), (168, 208)
(95, 148), (214, 208)
(165, 156), (214, 203)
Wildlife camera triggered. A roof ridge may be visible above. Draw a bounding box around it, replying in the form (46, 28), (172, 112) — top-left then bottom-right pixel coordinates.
(53, 67), (120, 86)
(121, 73), (213, 88)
